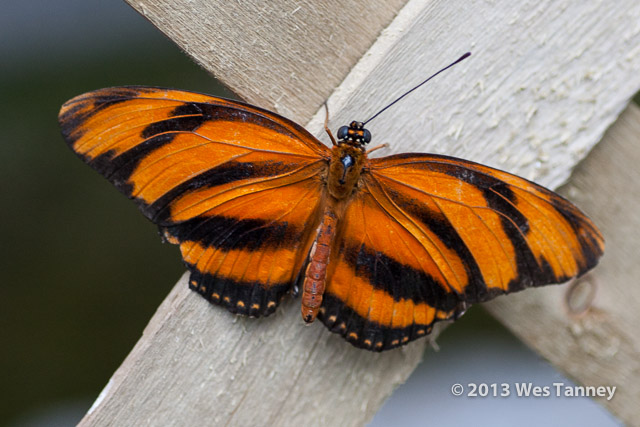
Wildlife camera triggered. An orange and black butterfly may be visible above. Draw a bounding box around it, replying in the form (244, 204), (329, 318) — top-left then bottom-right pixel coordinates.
(59, 68), (603, 351)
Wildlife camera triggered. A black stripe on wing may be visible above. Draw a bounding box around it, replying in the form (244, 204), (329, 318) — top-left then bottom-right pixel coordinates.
(187, 264), (292, 317)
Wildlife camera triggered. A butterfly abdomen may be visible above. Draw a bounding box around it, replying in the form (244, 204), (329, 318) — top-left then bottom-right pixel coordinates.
(301, 207), (338, 323)
(301, 143), (367, 322)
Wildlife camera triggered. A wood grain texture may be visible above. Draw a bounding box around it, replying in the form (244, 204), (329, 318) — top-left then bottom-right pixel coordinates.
(124, 0), (407, 123)
(306, 0), (640, 190)
(82, 0), (640, 425)
(485, 104), (640, 426)
(82, 273), (430, 426)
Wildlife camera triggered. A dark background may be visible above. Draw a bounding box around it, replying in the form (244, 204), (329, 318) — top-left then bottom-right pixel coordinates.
(2, 1), (631, 425)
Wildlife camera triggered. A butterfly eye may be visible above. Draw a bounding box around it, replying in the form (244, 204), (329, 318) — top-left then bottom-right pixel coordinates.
(337, 126), (349, 140)
(362, 129), (372, 144)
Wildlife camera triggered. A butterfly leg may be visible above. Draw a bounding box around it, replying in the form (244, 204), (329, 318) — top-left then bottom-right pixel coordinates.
(323, 103), (338, 146)
(366, 143), (388, 155)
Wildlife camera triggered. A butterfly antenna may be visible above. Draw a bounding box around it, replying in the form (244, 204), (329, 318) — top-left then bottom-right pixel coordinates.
(362, 52), (471, 126)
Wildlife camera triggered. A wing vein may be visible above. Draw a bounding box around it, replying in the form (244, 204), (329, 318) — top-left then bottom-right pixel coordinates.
(364, 177), (465, 294)
(491, 187), (571, 275)
(166, 162), (324, 220)
(428, 195), (514, 292)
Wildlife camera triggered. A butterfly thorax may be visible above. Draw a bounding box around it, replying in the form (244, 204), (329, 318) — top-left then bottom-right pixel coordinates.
(328, 143), (366, 200)
(327, 121), (370, 200)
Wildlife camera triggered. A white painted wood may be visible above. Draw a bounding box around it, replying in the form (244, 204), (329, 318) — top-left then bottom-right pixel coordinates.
(82, 0), (640, 425)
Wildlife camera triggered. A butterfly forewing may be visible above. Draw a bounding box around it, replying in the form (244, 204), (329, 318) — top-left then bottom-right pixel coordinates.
(368, 153), (603, 298)
(59, 86), (330, 316)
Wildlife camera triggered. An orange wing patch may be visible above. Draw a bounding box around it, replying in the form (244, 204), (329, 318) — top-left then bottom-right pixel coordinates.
(59, 86), (329, 316)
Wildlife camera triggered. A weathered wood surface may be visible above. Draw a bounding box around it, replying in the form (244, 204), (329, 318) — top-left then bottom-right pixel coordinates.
(81, 0), (640, 425)
(485, 104), (640, 425)
(127, 0), (407, 123)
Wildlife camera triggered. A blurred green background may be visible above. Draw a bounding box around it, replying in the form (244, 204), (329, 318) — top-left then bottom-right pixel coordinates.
(1, 2), (229, 424)
(2, 1), (633, 426)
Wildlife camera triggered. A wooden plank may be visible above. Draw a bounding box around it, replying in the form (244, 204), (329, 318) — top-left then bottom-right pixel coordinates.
(485, 104), (640, 425)
(82, 0), (640, 425)
(305, 0), (640, 190)
(82, 273), (433, 426)
(125, 0), (407, 123)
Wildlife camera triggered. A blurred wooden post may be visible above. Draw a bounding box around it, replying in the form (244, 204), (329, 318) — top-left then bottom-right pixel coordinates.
(80, 0), (640, 425)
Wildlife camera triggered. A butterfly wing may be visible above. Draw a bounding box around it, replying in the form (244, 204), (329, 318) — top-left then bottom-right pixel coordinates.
(320, 153), (603, 350)
(59, 86), (330, 316)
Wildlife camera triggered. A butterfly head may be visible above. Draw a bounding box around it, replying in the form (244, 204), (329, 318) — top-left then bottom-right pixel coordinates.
(337, 121), (371, 147)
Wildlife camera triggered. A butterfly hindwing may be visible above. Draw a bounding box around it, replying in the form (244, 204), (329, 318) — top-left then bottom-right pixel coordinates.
(319, 190), (465, 351)
(164, 174), (325, 315)
(319, 153), (603, 351)
(59, 86), (330, 316)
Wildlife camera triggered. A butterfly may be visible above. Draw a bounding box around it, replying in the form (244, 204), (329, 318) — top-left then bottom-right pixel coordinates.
(58, 80), (603, 351)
